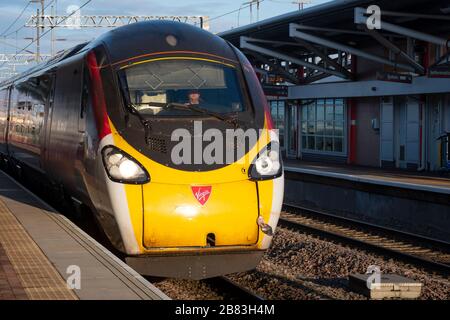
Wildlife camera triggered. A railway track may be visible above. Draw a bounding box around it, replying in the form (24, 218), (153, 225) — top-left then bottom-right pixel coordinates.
(280, 203), (450, 275)
(203, 276), (265, 300)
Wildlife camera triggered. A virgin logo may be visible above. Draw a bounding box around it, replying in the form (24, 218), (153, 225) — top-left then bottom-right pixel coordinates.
(191, 186), (212, 205)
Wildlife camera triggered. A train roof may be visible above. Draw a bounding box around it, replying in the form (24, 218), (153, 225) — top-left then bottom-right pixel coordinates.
(1, 20), (235, 88)
(0, 42), (90, 88)
(88, 20), (237, 64)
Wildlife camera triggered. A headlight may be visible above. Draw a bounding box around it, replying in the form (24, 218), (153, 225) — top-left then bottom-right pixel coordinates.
(249, 142), (283, 180)
(101, 146), (150, 184)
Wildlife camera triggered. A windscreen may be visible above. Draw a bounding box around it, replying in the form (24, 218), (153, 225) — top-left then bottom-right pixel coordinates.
(119, 58), (248, 116)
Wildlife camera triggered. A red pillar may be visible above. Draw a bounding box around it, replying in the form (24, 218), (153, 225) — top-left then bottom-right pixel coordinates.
(419, 97), (425, 168)
(297, 66), (304, 81)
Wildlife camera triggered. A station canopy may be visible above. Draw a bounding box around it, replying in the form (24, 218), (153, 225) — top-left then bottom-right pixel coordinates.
(219, 0), (450, 85)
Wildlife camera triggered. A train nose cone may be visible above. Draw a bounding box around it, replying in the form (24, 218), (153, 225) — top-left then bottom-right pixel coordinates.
(142, 181), (259, 248)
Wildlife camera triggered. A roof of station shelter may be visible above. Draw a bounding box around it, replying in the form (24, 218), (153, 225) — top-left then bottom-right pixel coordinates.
(220, 0), (449, 48)
(219, 0), (450, 95)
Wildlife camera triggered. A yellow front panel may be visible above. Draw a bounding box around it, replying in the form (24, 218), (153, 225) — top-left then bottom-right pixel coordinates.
(124, 184), (144, 248)
(255, 179), (274, 246)
(142, 180), (259, 248)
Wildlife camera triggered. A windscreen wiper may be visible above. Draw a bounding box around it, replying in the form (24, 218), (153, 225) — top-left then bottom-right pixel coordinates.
(165, 102), (239, 127)
(125, 102), (152, 140)
(118, 73), (152, 141)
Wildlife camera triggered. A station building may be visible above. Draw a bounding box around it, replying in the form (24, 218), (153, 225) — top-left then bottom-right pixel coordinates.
(220, 0), (450, 172)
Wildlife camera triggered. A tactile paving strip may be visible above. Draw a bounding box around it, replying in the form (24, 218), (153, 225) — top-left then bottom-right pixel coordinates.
(0, 243), (28, 300)
(0, 199), (77, 300)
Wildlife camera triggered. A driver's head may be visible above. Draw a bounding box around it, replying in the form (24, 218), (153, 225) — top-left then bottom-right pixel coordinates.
(188, 90), (200, 104)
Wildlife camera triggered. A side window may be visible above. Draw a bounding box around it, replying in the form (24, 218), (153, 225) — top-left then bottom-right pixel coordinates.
(15, 84), (28, 136)
(35, 76), (50, 138)
(0, 88), (8, 144)
(300, 98), (346, 154)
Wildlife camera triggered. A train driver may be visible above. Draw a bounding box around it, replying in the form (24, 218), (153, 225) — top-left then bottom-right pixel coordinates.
(187, 89), (201, 105)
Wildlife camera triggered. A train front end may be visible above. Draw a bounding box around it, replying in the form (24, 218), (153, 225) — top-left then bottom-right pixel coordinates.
(86, 21), (284, 279)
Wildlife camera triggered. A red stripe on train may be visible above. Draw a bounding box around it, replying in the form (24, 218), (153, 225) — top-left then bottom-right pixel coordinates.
(87, 51), (112, 140)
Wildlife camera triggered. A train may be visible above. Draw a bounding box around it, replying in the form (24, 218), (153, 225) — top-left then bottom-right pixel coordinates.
(0, 21), (284, 280)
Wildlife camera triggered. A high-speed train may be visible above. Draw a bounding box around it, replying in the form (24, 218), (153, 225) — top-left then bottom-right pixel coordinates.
(0, 21), (284, 279)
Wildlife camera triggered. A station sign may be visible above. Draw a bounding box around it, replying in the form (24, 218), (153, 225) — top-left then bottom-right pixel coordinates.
(428, 63), (450, 78)
(376, 71), (412, 84)
(262, 84), (289, 97)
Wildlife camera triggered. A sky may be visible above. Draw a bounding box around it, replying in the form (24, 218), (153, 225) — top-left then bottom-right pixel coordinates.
(0, 0), (332, 75)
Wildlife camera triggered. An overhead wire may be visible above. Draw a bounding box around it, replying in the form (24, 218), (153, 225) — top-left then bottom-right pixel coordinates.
(0, 1), (32, 37)
(2, 0), (56, 39)
(0, 0), (92, 70)
(202, 0), (266, 25)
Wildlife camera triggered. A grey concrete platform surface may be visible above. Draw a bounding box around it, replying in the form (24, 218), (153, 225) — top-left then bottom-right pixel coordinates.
(0, 170), (170, 300)
(284, 160), (450, 195)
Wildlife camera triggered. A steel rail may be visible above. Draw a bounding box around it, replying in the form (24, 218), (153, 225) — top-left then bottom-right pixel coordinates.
(280, 203), (450, 276)
(203, 276), (265, 300)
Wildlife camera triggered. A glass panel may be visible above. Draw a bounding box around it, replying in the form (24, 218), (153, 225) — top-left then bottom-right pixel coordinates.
(307, 136), (315, 150)
(278, 103), (285, 148)
(335, 98), (344, 106)
(307, 121), (316, 134)
(316, 136), (324, 151)
(278, 105), (285, 124)
(334, 121), (344, 137)
(325, 121), (333, 135)
(122, 59), (247, 115)
(302, 104), (308, 120)
(301, 121), (307, 134)
(316, 121), (325, 135)
(335, 104), (344, 121)
(299, 99), (347, 155)
(326, 104), (334, 121)
(271, 103), (278, 127)
(334, 137), (343, 152)
(316, 104), (325, 121)
(307, 104), (315, 121)
(324, 137), (333, 151)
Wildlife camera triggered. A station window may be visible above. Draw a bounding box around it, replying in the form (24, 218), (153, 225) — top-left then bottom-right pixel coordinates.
(300, 98), (346, 154)
(270, 100), (285, 149)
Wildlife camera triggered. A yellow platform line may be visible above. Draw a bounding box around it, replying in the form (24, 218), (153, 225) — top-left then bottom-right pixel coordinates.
(0, 198), (78, 300)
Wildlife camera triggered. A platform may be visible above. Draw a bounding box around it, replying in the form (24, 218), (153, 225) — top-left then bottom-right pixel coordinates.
(0, 170), (169, 300)
(283, 160), (450, 243)
(284, 160), (450, 195)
